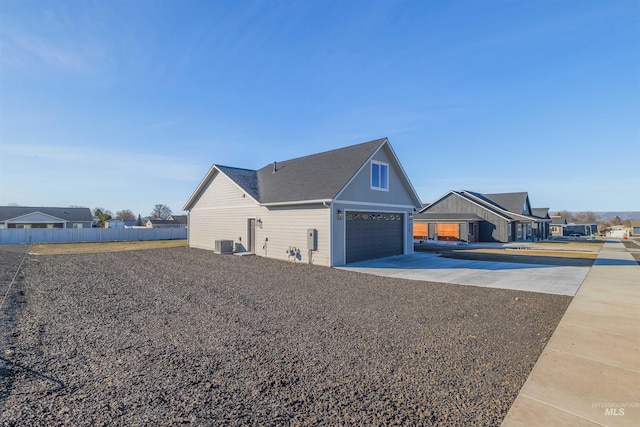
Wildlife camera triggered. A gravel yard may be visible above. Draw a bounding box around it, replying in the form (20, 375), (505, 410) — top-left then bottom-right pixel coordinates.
(1, 245), (571, 426)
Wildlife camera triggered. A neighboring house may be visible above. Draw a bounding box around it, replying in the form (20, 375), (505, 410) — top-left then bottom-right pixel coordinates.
(550, 216), (567, 237)
(183, 138), (422, 266)
(414, 191), (550, 243)
(631, 220), (640, 236)
(105, 219), (136, 229)
(145, 219), (182, 229)
(531, 207), (551, 240)
(169, 215), (188, 228)
(0, 206), (93, 229)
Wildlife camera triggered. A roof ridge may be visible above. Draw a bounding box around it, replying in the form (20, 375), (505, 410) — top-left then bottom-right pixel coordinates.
(262, 137), (387, 167)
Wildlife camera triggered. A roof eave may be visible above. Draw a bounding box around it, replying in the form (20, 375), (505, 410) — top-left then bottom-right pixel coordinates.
(260, 199), (333, 207)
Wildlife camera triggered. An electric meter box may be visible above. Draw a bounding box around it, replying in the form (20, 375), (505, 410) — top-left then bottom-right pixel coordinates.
(307, 229), (317, 251)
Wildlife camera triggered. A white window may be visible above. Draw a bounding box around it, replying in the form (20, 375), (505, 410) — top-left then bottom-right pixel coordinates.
(370, 161), (389, 191)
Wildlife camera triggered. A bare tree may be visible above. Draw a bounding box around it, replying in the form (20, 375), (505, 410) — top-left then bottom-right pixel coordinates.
(116, 209), (136, 221)
(150, 204), (172, 220)
(93, 207), (113, 228)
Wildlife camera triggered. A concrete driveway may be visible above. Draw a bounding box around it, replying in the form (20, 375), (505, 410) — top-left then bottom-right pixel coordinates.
(338, 252), (590, 296)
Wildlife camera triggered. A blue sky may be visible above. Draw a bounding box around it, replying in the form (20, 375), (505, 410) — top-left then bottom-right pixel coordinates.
(1, 0), (639, 218)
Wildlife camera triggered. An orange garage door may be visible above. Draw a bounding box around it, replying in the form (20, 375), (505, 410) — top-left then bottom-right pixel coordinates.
(437, 223), (459, 240)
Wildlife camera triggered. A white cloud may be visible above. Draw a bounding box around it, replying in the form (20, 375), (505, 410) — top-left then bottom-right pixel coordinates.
(0, 143), (204, 182)
(1, 33), (91, 73)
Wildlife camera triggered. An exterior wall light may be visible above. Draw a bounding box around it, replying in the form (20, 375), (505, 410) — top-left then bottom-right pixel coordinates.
(337, 210), (343, 220)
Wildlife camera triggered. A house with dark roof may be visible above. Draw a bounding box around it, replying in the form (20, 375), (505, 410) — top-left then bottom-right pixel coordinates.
(413, 191), (550, 243)
(0, 206), (93, 229)
(145, 219), (182, 229)
(550, 216), (567, 237)
(168, 215), (188, 228)
(183, 138), (422, 266)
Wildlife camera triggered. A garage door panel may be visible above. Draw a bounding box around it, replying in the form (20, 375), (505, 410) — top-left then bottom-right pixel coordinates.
(346, 212), (403, 263)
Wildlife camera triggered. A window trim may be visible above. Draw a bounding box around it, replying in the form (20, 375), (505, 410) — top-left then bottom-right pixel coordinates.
(370, 160), (389, 192)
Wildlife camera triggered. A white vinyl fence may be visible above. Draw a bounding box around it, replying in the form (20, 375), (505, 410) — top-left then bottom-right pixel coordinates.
(0, 228), (187, 245)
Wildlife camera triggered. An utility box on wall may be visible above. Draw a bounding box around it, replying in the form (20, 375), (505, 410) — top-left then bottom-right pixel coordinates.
(307, 229), (317, 251)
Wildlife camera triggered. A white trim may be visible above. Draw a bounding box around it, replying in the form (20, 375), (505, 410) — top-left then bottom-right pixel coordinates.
(383, 142), (423, 207)
(329, 202), (334, 266)
(4, 211), (68, 224)
(426, 191), (513, 222)
(370, 160), (389, 192)
(189, 205), (266, 211)
(260, 199), (332, 207)
(461, 191), (537, 222)
(342, 208), (407, 265)
(335, 200), (417, 209)
(334, 139), (422, 207)
(183, 165), (260, 210)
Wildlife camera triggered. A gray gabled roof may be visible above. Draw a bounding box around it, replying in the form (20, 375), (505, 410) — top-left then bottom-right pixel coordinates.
(0, 206), (93, 222)
(423, 190), (545, 223)
(466, 191), (529, 215)
(550, 216), (567, 225)
(185, 138), (418, 209)
(531, 208), (550, 219)
(215, 165), (260, 201)
(413, 212), (484, 221)
(256, 138), (385, 204)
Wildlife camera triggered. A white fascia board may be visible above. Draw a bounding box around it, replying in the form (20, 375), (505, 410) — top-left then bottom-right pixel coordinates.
(260, 199), (333, 207)
(334, 138), (422, 208)
(420, 190), (458, 213)
(335, 200), (417, 210)
(445, 191), (513, 222)
(382, 140), (423, 207)
(183, 164), (218, 211)
(6, 211), (67, 223)
(183, 165), (260, 211)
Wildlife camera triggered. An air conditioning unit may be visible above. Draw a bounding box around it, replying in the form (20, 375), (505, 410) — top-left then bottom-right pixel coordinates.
(214, 240), (234, 254)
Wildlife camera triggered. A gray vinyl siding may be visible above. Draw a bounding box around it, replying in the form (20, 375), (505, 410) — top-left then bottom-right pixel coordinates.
(425, 193), (511, 243)
(336, 145), (416, 207)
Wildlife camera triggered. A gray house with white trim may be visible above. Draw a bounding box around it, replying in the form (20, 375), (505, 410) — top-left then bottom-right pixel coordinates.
(0, 206), (93, 229)
(183, 138), (422, 266)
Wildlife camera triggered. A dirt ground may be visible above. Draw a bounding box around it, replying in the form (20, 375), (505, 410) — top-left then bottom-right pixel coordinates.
(0, 245), (571, 426)
(29, 239), (187, 255)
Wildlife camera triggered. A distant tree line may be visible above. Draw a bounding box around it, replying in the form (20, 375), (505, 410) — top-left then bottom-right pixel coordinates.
(90, 204), (173, 227)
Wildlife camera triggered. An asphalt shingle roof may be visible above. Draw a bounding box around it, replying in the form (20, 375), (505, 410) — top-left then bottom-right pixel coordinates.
(215, 138), (386, 204)
(0, 206), (93, 222)
(413, 212), (484, 221)
(466, 191), (529, 215)
(531, 208), (550, 219)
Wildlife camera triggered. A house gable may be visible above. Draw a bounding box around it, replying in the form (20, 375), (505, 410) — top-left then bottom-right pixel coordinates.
(335, 141), (421, 208)
(5, 211), (67, 224)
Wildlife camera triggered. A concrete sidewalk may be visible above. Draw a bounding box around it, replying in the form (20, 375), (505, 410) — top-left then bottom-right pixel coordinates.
(502, 240), (640, 426)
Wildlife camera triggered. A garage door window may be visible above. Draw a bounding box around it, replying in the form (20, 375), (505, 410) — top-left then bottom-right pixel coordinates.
(371, 161), (389, 191)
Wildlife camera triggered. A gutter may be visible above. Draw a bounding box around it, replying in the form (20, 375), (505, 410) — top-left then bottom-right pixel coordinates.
(260, 199), (333, 207)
